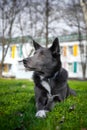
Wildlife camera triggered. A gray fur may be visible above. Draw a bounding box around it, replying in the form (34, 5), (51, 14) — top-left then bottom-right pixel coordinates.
(23, 38), (76, 118)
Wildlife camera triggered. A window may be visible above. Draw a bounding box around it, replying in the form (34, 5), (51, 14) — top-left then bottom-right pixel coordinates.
(78, 62), (82, 72)
(17, 45), (23, 58)
(73, 62), (77, 73)
(68, 63), (73, 72)
(19, 44), (23, 58)
(68, 46), (73, 55)
(73, 45), (78, 56)
(63, 62), (67, 69)
(11, 45), (16, 58)
(3, 64), (9, 72)
(63, 46), (67, 56)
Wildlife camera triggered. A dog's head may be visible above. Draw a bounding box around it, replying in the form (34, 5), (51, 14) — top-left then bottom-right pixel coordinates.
(23, 38), (61, 77)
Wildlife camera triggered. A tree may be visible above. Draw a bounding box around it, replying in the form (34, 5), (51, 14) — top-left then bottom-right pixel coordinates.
(80, 0), (87, 79)
(80, 0), (87, 28)
(14, 0), (65, 47)
(45, 0), (49, 47)
(0, 0), (26, 77)
(24, 0), (64, 47)
(63, 0), (87, 79)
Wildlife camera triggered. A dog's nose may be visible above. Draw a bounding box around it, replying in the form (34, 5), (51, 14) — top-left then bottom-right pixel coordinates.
(23, 59), (28, 64)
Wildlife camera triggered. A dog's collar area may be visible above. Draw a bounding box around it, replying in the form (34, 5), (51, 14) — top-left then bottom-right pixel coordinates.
(40, 68), (67, 102)
(52, 71), (59, 79)
(40, 69), (61, 93)
(40, 68), (67, 93)
(41, 78), (62, 102)
(52, 68), (62, 79)
(43, 68), (62, 81)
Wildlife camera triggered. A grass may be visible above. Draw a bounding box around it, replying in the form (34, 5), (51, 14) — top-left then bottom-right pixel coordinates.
(0, 79), (87, 130)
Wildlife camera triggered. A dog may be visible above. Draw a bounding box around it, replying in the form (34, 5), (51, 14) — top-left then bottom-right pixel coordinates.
(23, 38), (76, 118)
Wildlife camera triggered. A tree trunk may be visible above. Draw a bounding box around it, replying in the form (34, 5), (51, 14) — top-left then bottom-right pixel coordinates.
(82, 63), (86, 80)
(80, 0), (87, 79)
(79, 33), (86, 80)
(45, 0), (49, 47)
(75, 3), (86, 80)
(0, 66), (3, 77)
(0, 57), (4, 78)
(0, 37), (5, 78)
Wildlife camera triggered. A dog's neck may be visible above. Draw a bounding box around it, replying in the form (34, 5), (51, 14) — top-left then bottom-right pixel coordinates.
(40, 68), (62, 81)
(40, 68), (62, 96)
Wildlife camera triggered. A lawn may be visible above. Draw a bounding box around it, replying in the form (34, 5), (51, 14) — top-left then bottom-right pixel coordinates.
(0, 78), (87, 130)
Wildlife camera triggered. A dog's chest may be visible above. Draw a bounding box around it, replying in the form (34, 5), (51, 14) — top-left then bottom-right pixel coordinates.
(40, 76), (51, 94)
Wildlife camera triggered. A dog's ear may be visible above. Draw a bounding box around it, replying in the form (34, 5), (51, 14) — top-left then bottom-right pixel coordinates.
(33, 40), (41, 50)
(50, 38), (60, 54)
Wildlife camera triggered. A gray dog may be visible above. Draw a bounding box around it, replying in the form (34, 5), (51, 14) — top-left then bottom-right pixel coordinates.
(23, 38), (76, 118)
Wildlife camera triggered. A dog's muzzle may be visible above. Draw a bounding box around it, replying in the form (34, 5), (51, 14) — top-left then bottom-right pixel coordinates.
(23, 58), (28, 64)
(23, 58), (29, 68)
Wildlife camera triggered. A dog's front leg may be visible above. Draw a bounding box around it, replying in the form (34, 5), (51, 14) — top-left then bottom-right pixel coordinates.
(35, 98), (49, 118)
(34, 87), (49, 118)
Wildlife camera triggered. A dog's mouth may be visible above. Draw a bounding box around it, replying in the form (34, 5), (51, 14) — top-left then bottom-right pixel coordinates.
(27, 67), (36, 70)
(36, 71), (44, 75)
(23, 63), (35, 71)
(23, 61), (45, 75)
(24, 63), (44, 75)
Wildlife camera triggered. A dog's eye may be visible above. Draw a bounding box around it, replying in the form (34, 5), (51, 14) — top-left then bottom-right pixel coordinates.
(40, 51), (44, 55)
(34, 52), (36, 55)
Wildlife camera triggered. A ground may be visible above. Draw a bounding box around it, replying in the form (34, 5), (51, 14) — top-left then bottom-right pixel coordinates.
(0, 78), (87, 130)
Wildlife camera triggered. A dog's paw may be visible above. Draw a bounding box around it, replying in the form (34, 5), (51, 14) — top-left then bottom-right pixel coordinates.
(35, 110), (48, 118)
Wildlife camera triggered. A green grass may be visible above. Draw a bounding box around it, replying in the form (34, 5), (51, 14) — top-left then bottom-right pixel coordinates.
(0, 79), (87, 130)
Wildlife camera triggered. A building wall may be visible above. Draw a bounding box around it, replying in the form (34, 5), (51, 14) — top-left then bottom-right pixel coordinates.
(0, 43), (34, 78)
(0, 39), (87, 79)
(60, 40), (87, 78)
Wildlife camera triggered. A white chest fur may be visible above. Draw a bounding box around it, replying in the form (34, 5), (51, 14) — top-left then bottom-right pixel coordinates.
(40, 76), (51, 94)
(36, 76), (51, 118)
(41, 81), (51, 94)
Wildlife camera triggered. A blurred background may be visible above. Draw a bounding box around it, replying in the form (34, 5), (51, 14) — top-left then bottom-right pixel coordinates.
(0, 0), (87, 79)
